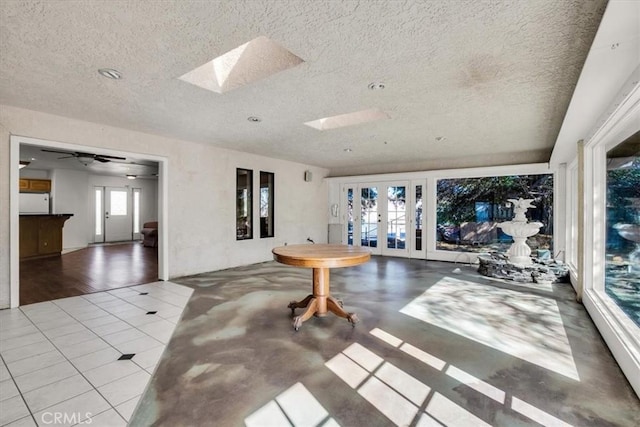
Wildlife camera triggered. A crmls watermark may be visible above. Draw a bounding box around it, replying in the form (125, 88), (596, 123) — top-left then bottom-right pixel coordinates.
(41, 412), (93, 424)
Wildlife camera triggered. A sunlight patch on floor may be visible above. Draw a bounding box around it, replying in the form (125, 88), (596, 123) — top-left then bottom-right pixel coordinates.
(399, 276), (580, 380)
(244, 382), (338, 427)
(369, 328), (575, 427)
(325, 343), (490, 427)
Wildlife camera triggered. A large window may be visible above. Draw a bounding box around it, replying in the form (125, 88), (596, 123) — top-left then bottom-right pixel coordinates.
(260, 171), (274, 238)
(436, 174), (553, 254)
(605, 134), (640, 327)
(236, 168), (253, 240)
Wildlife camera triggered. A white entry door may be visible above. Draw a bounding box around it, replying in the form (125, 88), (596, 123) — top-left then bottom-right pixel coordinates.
(381, 183), (410, 257)
(104, 187), (133, 242)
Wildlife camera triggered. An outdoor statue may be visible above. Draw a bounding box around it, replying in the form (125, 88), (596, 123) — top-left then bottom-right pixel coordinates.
(498, 198), (543, 266)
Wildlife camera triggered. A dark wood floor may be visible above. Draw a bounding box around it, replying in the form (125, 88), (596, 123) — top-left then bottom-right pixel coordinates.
(20, 242), (158, 305)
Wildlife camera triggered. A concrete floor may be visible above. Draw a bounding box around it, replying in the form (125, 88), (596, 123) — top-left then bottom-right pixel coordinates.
(131, 258), (640, 427)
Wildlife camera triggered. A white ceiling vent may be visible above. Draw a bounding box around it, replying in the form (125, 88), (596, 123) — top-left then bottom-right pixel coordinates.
(304, 108), (390, 131)
(178, 36), (304, 94)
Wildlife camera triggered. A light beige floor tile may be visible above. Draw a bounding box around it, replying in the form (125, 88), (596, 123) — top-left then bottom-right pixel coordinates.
(0, 361), (11, 381)
(121, 313), (161, 327)
(1, 378), (20, 401)
(85, 409), (127, 427)
(6, 350), (66, 378)
(32, 390), (110, 427)
(50, 329), (97, 347)
(41, 323), (87, 340)
(13, 361), (78, 394)
(90, 320), (132, 337)
(57, 337), (110, 359)
(4, 415), (37, 427)
(131, 346), (165, 370)
(0, 395), (30, 426)
(0, 324), (39, 341)
(98, 370), (150, 406)
(80, 314), (120, 329)
(113, 335), (163, 354)
(22, 374), (93, 412)
(84, 360), (142, 388)
(101, 328), (147, 346)
(114, 396), (140, 422)
(70, 347), (121, 372)
(136, 319), (177, 344)
(28, 316), (76, 332)
(1, 340), (57, 364)
(0, 332), (47, 352)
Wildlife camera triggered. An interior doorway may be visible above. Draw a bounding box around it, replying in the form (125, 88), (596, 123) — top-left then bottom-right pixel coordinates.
(10, 135), (168, 307)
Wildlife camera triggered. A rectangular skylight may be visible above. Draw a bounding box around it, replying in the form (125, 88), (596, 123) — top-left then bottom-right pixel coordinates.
(304, 108), (390, 131)
(179, 36), (304, 94)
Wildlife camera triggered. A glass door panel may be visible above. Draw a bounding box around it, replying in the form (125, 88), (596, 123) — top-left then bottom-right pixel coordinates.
(361, 186), (381, 254)
(382, 183), (409, 257)
(347, 187), (354, 245)
(415, 184), (423, 252)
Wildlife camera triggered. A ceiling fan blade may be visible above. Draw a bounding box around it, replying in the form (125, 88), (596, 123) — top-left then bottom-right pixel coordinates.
(42, 148), (74, 155)
(95, 154), (126, 160)
(57, 155), (75, 159)
(94, 157), (111, 163)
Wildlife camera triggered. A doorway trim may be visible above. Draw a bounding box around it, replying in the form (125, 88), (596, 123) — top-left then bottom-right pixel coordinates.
(10, 135), (169, 308)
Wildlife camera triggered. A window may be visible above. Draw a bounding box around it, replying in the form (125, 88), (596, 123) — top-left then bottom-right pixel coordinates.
(95, 187), (102, 236)
(436, 174), (554, 254)
(605, 134), (639, 327)
(260, 171), (274, 238)
(133, 188), (141, 234)
(110, 190), (127, 216)
(236, 168), (253, 240)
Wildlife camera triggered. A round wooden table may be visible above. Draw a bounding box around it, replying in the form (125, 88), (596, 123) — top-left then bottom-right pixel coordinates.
(272, 244), (371, 330)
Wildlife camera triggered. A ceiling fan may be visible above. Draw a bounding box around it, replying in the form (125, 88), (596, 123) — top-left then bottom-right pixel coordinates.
(41, 148), (126, 165)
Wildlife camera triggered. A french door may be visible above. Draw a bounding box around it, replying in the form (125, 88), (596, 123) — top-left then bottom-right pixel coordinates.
(94, 186), (134, 243)
(343, 182), (415, 258)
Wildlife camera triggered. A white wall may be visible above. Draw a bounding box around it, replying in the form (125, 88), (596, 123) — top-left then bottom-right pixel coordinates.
(0, 123), (9, 307)
(0, 105), (329, 308)
(51, 168), (90, 249)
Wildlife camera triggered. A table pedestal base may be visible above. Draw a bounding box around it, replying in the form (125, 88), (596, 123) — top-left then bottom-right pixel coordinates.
(287, 267), (358, 330)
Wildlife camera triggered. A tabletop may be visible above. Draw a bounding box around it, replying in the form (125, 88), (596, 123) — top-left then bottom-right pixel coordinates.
(272, 244), (371, 268)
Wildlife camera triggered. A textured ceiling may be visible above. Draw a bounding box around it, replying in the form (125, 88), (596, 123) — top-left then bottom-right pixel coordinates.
(0, 0), (607, 175)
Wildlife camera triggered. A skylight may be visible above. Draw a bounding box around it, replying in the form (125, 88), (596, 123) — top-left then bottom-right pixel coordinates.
(304, 108), (390, 131)
(179, 36), (304, 94)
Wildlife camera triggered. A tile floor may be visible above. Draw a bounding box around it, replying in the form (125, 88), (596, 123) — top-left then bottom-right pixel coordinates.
(0, 281), (193, 426)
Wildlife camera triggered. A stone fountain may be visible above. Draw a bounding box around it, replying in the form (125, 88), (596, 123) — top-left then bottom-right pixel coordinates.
(613, 223), (640, 273)
(498, 198), (543, 266)
(613, 197), (640, 273)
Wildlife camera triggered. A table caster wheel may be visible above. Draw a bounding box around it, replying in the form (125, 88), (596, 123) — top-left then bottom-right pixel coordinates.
(293, 316), (303, 331)
(348, 313), (359, 327)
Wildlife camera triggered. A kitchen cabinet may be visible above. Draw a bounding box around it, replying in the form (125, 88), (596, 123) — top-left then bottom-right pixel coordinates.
(19, 178), (51, 193)
(19, 214), (73, 259)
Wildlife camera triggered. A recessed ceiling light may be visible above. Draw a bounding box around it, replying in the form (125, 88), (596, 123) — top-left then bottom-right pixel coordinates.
(368, 82), (385, 90)
(19, 161), (30, 169)
(126, 174), (137, 180)
(305, 108), (390, 131)
(344, 148), (352, 152)
(247, 116), (261, 123)
(98, 68), (122, 79)
(435, 136), (447, 142)
(179, 36), (304, 94)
